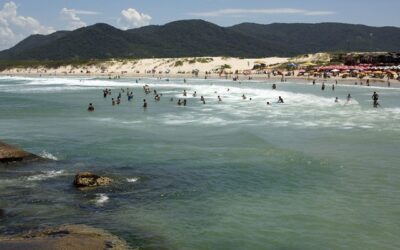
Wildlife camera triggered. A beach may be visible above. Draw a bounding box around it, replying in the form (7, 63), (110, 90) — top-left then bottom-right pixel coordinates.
(1, 75), (400, 249)
(2, 55), (398, 89)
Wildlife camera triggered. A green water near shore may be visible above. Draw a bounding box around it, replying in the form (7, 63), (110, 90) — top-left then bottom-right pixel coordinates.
(0, 76), (400, 249)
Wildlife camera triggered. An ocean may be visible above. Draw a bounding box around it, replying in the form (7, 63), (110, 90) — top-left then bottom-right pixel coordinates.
(1, 76), (400, 249)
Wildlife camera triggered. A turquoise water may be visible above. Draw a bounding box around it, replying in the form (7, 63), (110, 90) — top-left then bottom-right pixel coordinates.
(0, 76), (400, 249)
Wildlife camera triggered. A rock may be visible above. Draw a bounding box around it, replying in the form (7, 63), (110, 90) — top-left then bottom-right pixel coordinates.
(73, 172), (112, 187)
(0, 224), (129, 250)
(0, 141), (42, 164)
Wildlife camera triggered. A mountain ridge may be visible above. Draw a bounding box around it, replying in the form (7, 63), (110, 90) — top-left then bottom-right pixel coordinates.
(1, 20), (399, 60)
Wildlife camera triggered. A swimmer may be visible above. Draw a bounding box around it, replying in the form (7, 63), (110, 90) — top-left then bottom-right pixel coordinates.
(272, 84), (276, 90)
(266, 102), (270, 105)
(193, 91), (197, 97)
(335, 97), (339, 103)
(218, 96), (222, 102)
(183, 90), (187, 96)
(87, 103), (94, 112)
(242, 94), (247, 100)
(143, 99), (147, 108)
(177, 99), (182, 106)
(183, 99), (187, 106)
(112, 98), (115, 106)
(277, 96), (284, 103)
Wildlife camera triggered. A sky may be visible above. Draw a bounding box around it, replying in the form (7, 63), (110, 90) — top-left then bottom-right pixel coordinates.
(1, 0), (400, 50)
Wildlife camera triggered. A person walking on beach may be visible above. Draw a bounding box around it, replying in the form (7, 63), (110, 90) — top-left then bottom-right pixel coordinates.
(372, 91), (379, 108)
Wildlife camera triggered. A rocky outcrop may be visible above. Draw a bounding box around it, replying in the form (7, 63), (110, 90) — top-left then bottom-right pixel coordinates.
(0, 141), (42, 164)
(0, 224), (129, 250)
(73, 172), (112, 188)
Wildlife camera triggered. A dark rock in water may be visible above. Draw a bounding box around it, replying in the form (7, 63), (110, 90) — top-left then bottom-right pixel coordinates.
(74, 172), (112, 187)
(0, 224), (129, 250)
(0, 141), (43, 164)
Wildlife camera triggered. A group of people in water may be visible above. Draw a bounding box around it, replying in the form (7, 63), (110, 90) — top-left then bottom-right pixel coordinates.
(88, 78), (382, 111)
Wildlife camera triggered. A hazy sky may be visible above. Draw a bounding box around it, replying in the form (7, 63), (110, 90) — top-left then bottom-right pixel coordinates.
(1, 0), (400, 50)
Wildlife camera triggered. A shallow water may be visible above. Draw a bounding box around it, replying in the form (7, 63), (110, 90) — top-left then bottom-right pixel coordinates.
(1, 76), (400, 249)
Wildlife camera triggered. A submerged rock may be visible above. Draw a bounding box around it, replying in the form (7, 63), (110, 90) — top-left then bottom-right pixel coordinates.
(0, 141), (42, 164)
(0, 224), (129, 250)
(74, 172), (112, 187)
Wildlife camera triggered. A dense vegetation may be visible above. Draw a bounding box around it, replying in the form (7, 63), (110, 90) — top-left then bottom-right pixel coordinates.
(0, 20), (399, 61)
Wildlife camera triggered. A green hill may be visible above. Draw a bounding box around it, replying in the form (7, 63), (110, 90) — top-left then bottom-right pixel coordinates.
(0, 20), (399, 60)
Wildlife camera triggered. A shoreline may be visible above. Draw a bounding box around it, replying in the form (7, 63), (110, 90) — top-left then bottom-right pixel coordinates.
(1, 72), (399, 88)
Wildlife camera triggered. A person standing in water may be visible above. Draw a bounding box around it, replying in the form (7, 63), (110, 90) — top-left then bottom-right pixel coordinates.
(218, 96), (222, 102)
(321, 82), (325, 91)
(277, 96), (284, 103)
(112, 98), (115, 106)
(87, 103), (94, 112)
(372, 91), (379, 108)
(347, 93), (352, 103)
(143, 99), (147, 108)
(335, 97), (339, 103)
(332, 84), (335, 91)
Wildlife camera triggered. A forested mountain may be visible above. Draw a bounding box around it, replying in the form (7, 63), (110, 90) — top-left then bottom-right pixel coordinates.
(0, 20), (399, 60)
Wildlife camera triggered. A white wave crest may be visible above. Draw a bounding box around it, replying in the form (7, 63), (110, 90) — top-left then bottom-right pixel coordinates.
(95, 193), (109, 205)
(39, 150), (58, 161)
(26, 170), (64, 181)
(126, 177), (139, 183)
